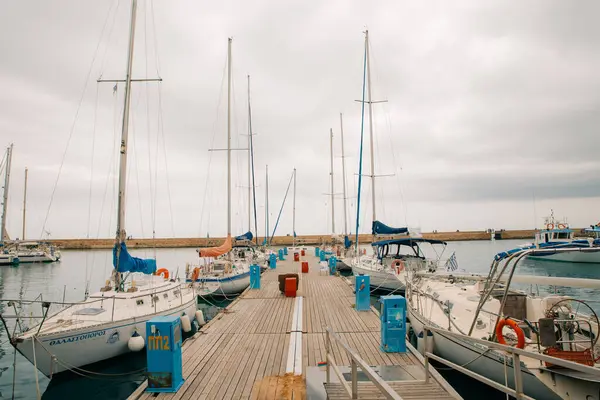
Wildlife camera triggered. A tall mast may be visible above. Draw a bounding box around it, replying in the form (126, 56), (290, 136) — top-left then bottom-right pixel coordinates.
(22, 167), (27, 240)
(248, 75), (259, 244)
(265, 165), (269, 245)
(365, 30), (376, 224)
(114, 0), (138, 289)
(247, 75), (251, 234)
(329, 128), (336, 235)
(227, 38), (232, 237)
(1, 144), (13, 243)
(340, 113), (348, 235)
(292, 168), (296, 246)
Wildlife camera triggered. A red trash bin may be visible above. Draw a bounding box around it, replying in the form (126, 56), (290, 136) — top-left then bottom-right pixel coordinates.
(301, 261), (309, 273)
(285, 277), (297, 297)
(294, 252), (300, 262)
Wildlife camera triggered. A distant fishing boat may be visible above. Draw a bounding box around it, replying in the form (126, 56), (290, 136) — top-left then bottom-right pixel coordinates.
(6, 0), (197, 377)
(498, 211), (600, 264)
(190, 38), (251, 297)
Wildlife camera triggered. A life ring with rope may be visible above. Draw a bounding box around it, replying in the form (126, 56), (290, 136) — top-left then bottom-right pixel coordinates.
(155, 268), (169, 280)
(546, 223), (554, 230)
(557, 223), (566, 230)
(191, 267), (201, 282)
(495, 318), (525, 349)
(391, 259), (405, 274)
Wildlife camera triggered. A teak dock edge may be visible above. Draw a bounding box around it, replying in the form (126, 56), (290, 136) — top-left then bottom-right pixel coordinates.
(128, 250), (461, 400)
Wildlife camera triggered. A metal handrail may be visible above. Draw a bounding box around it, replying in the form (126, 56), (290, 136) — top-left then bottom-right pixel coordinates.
(422, 324), (600, 400)
(325, 327), (402, 400)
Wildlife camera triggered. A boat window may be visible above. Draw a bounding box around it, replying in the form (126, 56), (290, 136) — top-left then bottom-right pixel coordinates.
(136, 300), (144, 306)
(173, 290), (180, 297)
(163, 293), (169, 299)
(74, 308), (106, 316)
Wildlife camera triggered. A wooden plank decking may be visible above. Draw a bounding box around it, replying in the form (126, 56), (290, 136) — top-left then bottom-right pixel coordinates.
(128, 250), (460, 400)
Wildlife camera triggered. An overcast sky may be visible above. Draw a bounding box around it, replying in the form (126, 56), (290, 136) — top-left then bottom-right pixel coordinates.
(0, 0), (599, 240)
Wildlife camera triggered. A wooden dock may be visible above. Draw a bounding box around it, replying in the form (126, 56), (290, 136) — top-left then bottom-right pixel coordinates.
(128, 251), (461, 400)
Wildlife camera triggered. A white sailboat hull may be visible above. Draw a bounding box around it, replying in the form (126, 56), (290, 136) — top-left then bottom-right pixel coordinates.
(408, 308), (564, 400)
(0, 254), (17, 265)
(15, 299), (196, 377)
(197, 271), (251, 296)
(16, 252), (60, 263)
(352, 263), (405, 292)
(527, 248), (600, 264)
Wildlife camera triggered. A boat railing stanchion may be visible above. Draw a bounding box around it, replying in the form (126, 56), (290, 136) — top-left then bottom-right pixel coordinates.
(424, 326), (430, 383)
(326, 328), (331, 384)
(111, 296), (116, 322)
(512, 352), (524, 399)
(351, 358), (358, 399)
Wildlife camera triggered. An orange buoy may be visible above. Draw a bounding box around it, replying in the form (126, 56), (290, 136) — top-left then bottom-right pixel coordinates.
(391, 259), (405, 274)
(496, 318), (525, 349)
(156, 268), (169, 280)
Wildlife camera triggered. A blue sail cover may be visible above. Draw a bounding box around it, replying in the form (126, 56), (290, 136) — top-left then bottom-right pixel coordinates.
(372, 221), (409, 235)
(344, 235), (352, 249)
(113, 242), (157, 274)
(235, 231), (254, 241)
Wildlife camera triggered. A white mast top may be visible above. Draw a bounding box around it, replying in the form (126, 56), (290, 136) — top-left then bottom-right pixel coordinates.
(115, 0), (138, 246)
(247, 75), (251, 233)
(227, 38), (232, 237)
(292, 168), (296, 245)
(365, 30), (376, 224)
(265, 165), (269, 244)
(1, 144), (13, 243)
(113, 0), (138, 291)
(329, 128), (336, 234)
(22, 167), (27, 240)
(340, 113), (348, 236)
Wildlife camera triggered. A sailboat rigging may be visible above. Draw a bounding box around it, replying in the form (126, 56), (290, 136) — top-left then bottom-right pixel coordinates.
(7, 0), (197, 377)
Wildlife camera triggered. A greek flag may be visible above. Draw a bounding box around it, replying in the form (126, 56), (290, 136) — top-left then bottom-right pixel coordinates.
(444, 252), (458, 272)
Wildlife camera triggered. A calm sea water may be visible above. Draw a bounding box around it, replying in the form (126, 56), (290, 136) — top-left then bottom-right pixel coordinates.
(0, 240), (597, 399)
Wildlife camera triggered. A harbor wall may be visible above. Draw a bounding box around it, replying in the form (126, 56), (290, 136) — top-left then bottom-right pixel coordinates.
(46, 229), (542, 249)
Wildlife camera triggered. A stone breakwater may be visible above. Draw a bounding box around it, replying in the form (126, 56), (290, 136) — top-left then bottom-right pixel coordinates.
(45, 229), (546, 249)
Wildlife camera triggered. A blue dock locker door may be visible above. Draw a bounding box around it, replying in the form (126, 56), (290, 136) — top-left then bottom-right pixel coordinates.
(380, 295), (407, 353)
(146, 316), (185, 393)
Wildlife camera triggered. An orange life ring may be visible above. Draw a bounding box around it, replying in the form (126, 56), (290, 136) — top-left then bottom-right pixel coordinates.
(155, 268), (169, 280)
(191, 267), (200, 281)
(496, 318), (525, 349)
(557, 224), (566, 230)
(546, 223), (554, 230)
(391, 260), (405, 274)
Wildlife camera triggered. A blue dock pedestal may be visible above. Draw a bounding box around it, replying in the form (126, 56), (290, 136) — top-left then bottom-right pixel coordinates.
(269, 253), (277, 269)
(278, 249), (285, 261)
(379, 295), (407, 353)
(284, 247), (288, 256)
(250, 264), (260, 289)
(355, 275), (370, 311)
(319, 251), (326, 262)
(328, 256), (337, 275)
(315, 247), (320, 256)
(146, 316), (184, 393)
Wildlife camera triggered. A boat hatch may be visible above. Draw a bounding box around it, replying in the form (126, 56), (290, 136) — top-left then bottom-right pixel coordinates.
(73, 308), (106, 316)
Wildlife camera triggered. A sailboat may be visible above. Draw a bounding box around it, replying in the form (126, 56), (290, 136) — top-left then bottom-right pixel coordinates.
(190, 38), (251, 297)
(0, 144), (18, 266)
(14, 168), (61, 263)
(349, 31), (445, 292)
(7, 0), (197, 377)
(406, 249), (600, 399)
(233, 75), (267, 268)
